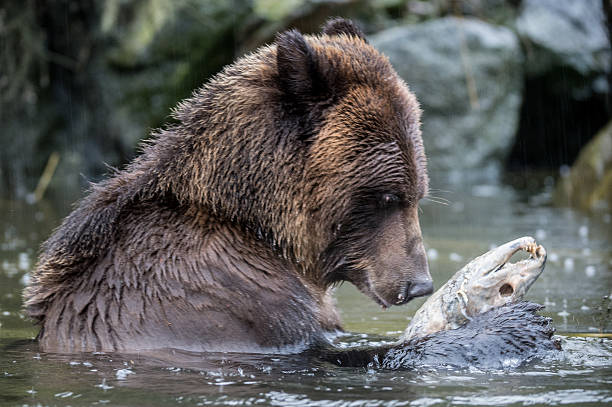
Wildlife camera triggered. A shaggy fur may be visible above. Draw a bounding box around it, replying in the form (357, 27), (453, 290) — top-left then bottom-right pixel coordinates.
(24, 19), (432, 353)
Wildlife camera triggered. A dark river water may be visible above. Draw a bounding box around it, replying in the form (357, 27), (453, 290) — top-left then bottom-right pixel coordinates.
(1, 174), (611, 406)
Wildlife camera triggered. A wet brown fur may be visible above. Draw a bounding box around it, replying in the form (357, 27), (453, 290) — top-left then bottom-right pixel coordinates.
(24, 19), (431, 353)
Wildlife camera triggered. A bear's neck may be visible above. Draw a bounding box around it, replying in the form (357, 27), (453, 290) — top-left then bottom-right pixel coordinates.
(130, 97), (324, 282)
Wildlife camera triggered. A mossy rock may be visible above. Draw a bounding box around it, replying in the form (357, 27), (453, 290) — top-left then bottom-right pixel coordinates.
(554, 121), (612, 211)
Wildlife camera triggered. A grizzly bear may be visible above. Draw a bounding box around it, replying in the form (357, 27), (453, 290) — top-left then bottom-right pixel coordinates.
(24, 19), (433, 353)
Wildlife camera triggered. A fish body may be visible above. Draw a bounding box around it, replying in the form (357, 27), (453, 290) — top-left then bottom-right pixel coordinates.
(401, 236), (546, 342)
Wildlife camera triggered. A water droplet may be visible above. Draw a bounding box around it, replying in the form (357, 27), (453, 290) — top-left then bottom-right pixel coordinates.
(585, 265), (596, 277)
(427, 248), (438, 260)
(471, 185), (498, 198)
(115, 368), (134, 380)
(95, 379), (114, 391)
(18, 253), (30, 271)
(449, 252), (463, 262)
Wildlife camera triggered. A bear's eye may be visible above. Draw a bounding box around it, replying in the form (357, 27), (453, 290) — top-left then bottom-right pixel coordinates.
(381, 193), (400, 207)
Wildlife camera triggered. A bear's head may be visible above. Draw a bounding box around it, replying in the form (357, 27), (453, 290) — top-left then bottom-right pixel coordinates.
(164, 19), (432, 308)
(274, 19), (433, 307)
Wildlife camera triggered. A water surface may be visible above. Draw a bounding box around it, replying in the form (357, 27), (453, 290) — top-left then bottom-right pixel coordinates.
(1, 175), (610, 406)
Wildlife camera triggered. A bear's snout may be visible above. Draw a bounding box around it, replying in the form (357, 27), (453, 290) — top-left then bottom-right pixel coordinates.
(397, 279), (434, 304)
(367, 207), (433, 307)
(408, 279), (434, 298)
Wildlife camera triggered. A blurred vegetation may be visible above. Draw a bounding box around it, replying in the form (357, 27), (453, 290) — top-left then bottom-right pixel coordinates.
(0, 0), (610, 211)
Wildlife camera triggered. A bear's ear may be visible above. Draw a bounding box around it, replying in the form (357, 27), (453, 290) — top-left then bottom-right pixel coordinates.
(321, 18), (367, 43)
(276, 29), (329, 102)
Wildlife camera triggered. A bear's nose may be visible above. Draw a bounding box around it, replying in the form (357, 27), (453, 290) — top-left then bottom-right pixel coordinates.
(407, 280), (434, 299)
(396, 279), (434, 304)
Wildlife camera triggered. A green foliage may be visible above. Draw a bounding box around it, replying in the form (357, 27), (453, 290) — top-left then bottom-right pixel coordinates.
(254, 0), (306, 21)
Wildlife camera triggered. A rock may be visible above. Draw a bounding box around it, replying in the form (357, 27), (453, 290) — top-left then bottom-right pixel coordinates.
(516, 0), (610, 77)
(370, 17), (523, 174)
(506, 0), (611, 171)
(554, 121), (612, 212)
(463, 0), (520, 26)
(432, 0), (520, 26)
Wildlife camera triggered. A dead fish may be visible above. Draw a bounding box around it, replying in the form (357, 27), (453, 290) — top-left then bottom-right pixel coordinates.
(401, 236), (546, 342)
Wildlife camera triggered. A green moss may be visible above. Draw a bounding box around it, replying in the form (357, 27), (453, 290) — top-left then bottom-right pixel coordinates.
(254, 0), (306, 21)
(554, 120), (612, 211)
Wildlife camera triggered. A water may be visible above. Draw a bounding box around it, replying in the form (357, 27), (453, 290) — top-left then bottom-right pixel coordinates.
(1, 175), (611, 406)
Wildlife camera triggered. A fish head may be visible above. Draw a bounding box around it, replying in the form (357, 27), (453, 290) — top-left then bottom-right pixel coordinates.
(450, 236), (546, 318)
